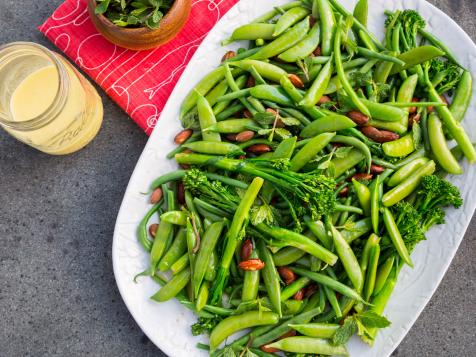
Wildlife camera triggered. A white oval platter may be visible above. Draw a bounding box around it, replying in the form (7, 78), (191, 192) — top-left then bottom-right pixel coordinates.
(112, 0), (476, 356)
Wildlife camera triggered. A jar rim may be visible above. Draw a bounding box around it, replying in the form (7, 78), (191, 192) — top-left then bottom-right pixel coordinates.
(0, 41), (69, 131)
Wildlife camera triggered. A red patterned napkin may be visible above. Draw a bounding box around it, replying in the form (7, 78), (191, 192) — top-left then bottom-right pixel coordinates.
(39, 0), (238, 135)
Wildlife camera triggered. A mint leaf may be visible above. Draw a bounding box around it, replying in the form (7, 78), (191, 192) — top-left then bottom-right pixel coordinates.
(357, 311), (391, 328)
(279, 117), (301, 126)
(332, 317), (358, 345)
(250, 205), (275, 226)
(253, 112), (276, 125)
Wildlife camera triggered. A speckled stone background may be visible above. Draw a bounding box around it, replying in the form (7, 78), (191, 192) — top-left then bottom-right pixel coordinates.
(0, 1), (474, 356)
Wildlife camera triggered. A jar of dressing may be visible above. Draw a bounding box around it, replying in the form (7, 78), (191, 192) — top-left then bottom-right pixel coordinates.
(0, 42), (103, 155)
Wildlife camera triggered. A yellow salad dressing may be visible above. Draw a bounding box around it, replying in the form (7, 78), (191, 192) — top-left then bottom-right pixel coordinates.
(0, 43), (103, 155)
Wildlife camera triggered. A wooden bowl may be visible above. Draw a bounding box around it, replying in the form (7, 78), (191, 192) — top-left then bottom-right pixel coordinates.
(88, 0), (191, 51)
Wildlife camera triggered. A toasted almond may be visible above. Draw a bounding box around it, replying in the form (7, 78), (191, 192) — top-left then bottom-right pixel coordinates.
(293, 288), (305, 301)
(236, 130), (255, 143)
(277, 267), (297, 285)
(347, 110), (370, 125)
(350, 173), (374, 182)
(246, 76), (256, 88)
(174, 129), (193, 145)
(318, 95), (332, 105)
(238, 258), (265, 271)
(409, 97), (419, 114)
(369, 164), (385, 174)
(150, 187), (163, 204)
(246, 144), (272, 154)
(313, 46), (322, 57)
(221, 50), (236, 62)
(240, 239), (253, 261)
(149, 223), (158, 238)
(360, 126), (399, 143)
(288, 74), (305, 88)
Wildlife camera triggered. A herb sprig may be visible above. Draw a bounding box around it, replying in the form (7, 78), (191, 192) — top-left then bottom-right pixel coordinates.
(95, 0), (174, 29)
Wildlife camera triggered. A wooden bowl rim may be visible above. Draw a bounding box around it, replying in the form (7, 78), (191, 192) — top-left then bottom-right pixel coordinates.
(88, 0), (190, 35)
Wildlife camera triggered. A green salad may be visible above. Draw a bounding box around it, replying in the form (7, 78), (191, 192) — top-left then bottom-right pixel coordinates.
(136, 0), (473, 355)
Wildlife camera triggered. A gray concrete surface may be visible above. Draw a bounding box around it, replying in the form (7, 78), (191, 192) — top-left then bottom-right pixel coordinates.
(0, 1), (474, 356)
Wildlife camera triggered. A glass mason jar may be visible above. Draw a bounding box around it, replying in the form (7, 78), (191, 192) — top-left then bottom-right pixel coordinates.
(0, 42), (103, 155)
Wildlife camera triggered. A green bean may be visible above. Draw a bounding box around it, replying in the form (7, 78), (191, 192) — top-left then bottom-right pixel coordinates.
(382, 207), (413, 267)
(292, 267), (364, 303)
(274, 246), (306, 266)
(215, 88), (251, 103)
(150, 268), (191, 302)
(390, 46), (445, 74)
(211, 177), (264, 303)
(427, 113), (462, 174)
(274, 7), (310, 36)
(300, 55), (333, 107)
(300, 114), (356, 138)
(279, 23), (320, 62)
(329, 224), (363, 291)
(334, 204), (364, 215)
(228, 23), (276, 41)
(281, 277), (312, 302)
(257, 224), (338, 265)
(206, 119), (256, 134)
(305, 219), (333, 250)
(204, 250), (217, 281)
(224, 63), (257, 115)
(225, 47), (262, 63)
(158, 228), (187, 272)
(197, 93), (221, 142)
(251, 307), (323, 347)
(265, 336), (349, 355)
(250, 85), (294, 106)
(353, 0), (368, 27)
(257, 239), (282, 316)
(352, 179), (371, 216)
(388, 159), (429, 189)
(331, 148), (366, 178)
(370, 176), (380, 234)
(166, 132), (201, 159)
(193, 221), (225, 297)
(316, 0), (335, 56)
(182, 141), (244, 156)
(205, 79), (229, 108)
(289, 322), (339, 338)
(150, 170), (186, 190)
(215, 103), (245, 121)
(180, 67), (227, 119)
(366, 268), (397, 341)
(450, 71), (472, 122)
(213, 74), (248, 115)
(160, 210), (188, 226)
(242, 250), (260, 302)
(137, 203), (161, 252)
(290, 132), (335, 171)
(382, 134), (415, 157)
(150, 220), (174, 271)
(250, 17), (310, 60)
(334, 21), (370, 117)
(341, 218), (372, 243)
(373, 255), (395, 296)
(170, 253), (189, 275)
(364, 243), (380, 300)
(382, 160), (436, 207)
(196, 281), (209, 311)
(209, 311), (279, 350)
(357, 47), (405, 66)
(332, 135), (372, 174)
(394, 147), (426, 168)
